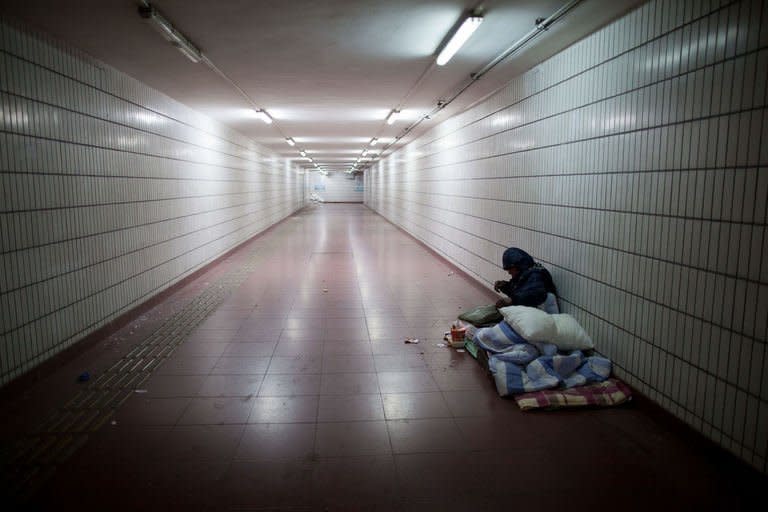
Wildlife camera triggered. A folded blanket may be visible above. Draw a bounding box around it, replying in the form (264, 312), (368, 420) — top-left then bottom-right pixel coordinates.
(514, 378), (632, 410)
(474, 321), (559, 356)
(489, 350), (612, 396)
(491, 344), (540, 365)
(474, 321), (527, 352)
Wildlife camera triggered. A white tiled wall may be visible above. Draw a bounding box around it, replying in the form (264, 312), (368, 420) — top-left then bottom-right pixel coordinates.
(366, 0), (768, 472)
(0, 20), (306, 386)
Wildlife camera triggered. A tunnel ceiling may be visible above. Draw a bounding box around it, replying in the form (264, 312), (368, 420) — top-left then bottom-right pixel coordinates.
(1, 0), (645, 172)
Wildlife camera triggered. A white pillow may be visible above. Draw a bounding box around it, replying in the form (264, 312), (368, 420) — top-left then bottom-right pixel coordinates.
(550, 314), (594, 351)
(499, 306), (556, 342)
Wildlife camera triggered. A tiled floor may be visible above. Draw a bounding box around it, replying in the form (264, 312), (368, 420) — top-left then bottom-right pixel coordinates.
(2, 204), (766, 511)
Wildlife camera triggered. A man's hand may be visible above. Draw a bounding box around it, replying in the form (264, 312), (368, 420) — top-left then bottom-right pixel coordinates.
(493, 280), (506, 293)
(495, 297), (512, 309)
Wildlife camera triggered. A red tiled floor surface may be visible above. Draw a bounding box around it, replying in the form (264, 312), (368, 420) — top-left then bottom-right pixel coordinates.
(2, 204), (765, 511)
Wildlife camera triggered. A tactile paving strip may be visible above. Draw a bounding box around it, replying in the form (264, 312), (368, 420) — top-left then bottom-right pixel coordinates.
(2, 245), (265, 502)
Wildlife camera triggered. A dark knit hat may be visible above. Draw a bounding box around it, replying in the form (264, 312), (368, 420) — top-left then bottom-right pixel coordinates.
(502, 247), (534, 270)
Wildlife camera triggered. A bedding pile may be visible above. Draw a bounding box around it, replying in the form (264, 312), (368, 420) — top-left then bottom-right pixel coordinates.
(468, 306), (617, 399)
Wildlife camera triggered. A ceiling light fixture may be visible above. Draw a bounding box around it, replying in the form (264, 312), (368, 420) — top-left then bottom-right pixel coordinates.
(436, 14), (483, 66)
(286, 137), (296, 146)
(362, 149), (369, 156)
(374, 2), (582, 164)
(386, 110), (401, 125)
(299, 150), (307, 157)
(174, 44), (203, 63)
(254, 109), (273, 124)
(138, 2), (203, 63)
(370, 138), (378, 146)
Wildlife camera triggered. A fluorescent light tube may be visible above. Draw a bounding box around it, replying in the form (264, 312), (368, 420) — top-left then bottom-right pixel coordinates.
(436, 15), (483, 66)
(370, 138), (378, 146)
(172, 42), (202, 63)
(254, 110), (273, 124)
(140, 4), (203, 63)
(286, 137), (296, 146)
(386, 110), (401, 125)
(153, 19), (178, 42)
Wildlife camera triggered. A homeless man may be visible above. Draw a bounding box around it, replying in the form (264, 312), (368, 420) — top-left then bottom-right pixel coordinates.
(493, 247), (558, 310)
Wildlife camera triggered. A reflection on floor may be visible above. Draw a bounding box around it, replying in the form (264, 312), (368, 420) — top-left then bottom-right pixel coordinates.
(2, 204), (764, 511)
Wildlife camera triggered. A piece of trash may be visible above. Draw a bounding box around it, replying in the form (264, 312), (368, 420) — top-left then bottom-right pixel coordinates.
(450, 326), (467, 342)
(448, 272), (454, 276)
(456, 349), (466, 353)
(77, 371), (90, 382)
(134, 389), (147, 394)
(110, 420), (117, 426)
(404, 338), (419, 344)
(323, 289), (328, 293)
(436, 343), (447, 348)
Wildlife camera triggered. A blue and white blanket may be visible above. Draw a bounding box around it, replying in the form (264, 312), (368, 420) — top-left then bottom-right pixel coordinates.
(475, 321), (558, 357)
(474, 324), (611, 397)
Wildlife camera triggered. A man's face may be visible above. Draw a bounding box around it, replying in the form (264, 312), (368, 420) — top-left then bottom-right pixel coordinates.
(506, 266), (520, 279)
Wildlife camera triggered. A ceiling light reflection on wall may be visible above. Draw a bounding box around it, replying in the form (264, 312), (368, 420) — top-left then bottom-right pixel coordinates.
(386, 110), (401, 125)
(436, 15), (483, 66)
(254, 109), (273, 124)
